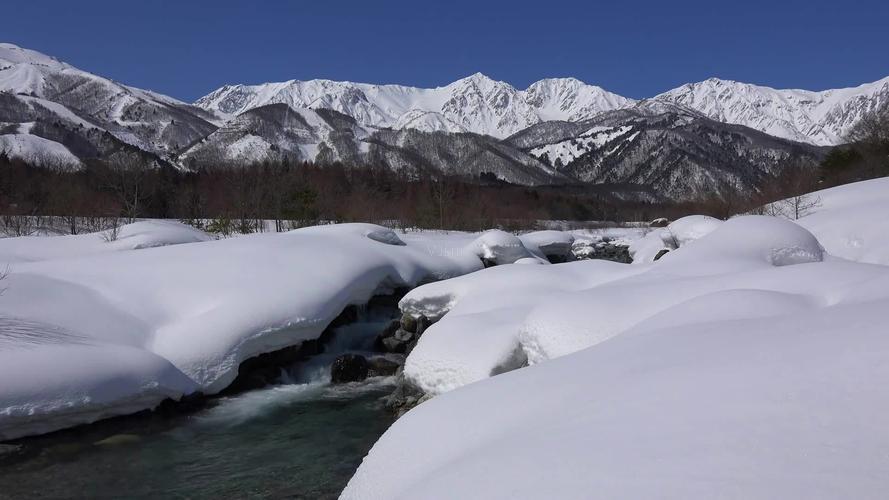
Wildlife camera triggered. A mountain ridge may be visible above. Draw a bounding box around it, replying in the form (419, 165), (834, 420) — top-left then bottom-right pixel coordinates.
(0, 42), (872, 201)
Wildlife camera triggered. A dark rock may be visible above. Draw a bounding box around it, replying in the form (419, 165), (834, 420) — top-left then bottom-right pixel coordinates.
(383, 375), (430, 417)
(654, 248), (670, 261)
(544, 253), (569, 264)
(366, 288), (409, 310)
(331, 354), (369, 383)
(367, 355), (402, 377)
(382, 330), (414, 353)
(382, 336), (404, 353)
(573, 240), (631, 264)
(416, 316), (432, 334)
(374, 319), (402, 351)
(394, 328), (414, 343)
(223, 341), (315, 394)
(400, 314), (418, 333)
(328, 304), (359, 329)
(650, 217), (670, 227)
(155, 391), (206, 416)
(377, 315), (433, 354)
(224, 301), (354, 394)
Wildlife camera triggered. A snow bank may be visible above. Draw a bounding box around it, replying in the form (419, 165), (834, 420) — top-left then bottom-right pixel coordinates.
(402, 216), (827, 396)
(401, 260), (639, 394)
(345, 214), (889, 499)
(345, 295), (889, 500)
(0, 220), (213, 263)
(0, 224), (483, 440)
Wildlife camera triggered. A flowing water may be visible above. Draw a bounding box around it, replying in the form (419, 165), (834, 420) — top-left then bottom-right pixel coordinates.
(0, 316), (398, 499)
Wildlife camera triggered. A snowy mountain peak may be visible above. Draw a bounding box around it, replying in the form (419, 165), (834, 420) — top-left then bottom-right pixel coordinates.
(196, 75), (635, 138)
(655, 76), (889, 145)
(524, 78), (636, 122)
(454, 71), (495, 84)
(0, 43), (66, 69)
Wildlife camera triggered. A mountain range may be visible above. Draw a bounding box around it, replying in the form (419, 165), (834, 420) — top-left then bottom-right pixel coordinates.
(2, 42), (886, 200)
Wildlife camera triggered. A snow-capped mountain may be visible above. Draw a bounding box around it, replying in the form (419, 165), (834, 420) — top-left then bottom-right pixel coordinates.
(1, 42), (883, 200)
(653, 77), (889, 146)
(0, 42), (217, 165)
(195, 73), (636, 138)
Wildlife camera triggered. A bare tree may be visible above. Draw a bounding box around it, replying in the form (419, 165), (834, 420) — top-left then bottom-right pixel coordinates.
(101, 217), (122, 242)
(785, 193), (822, 220)
(430, 174), (457, 229)
(99, 157), (153, 223)
(766, 160), (822, 219)
(0, 264), (8, 297)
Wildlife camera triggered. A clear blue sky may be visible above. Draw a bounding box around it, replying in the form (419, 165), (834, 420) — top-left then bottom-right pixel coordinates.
(7, 0), (889, 102)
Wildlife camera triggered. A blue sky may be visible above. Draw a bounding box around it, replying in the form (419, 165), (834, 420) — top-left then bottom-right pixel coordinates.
(7, 0), (889, 101)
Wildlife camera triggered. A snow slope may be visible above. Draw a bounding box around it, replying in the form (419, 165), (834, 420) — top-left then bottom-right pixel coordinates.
(344, 212), (889, 499)
(654, 76), (889, 145)
(0, 133), (81, 168)
(0, 224), (493, 440)
(793, 177), (889, 265)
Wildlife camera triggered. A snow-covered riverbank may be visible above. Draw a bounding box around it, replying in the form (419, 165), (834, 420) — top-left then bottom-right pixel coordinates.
(3, 177), (888, 499)
(0, 221), (603, 440)
(343, 177), (889, 499)
(0, 223), (484, 440)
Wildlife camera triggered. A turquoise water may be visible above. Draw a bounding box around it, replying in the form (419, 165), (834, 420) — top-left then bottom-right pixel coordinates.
(0, 319), (397, 499)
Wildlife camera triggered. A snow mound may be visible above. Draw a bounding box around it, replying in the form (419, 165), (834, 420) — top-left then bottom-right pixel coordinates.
(630, 215), (722, 263)
(299, 223), (406, 246)
(402, 260), (639, 394)
(659, 215), (823, 271)
(0, 220), (212, 263)
(665, 215), (723, 245)
(466, 230), (544, 265)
